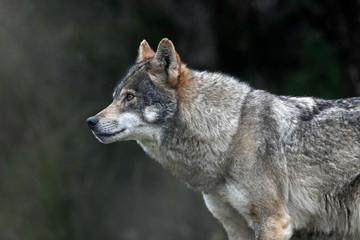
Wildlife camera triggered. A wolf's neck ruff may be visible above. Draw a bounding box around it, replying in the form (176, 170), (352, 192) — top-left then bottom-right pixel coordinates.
(138, 69), (251, 191)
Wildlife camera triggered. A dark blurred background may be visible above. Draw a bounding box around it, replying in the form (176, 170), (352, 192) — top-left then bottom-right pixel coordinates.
(1, 0), (359, 239)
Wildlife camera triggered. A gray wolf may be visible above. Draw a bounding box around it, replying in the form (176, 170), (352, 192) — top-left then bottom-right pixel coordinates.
(86, 38), (360, 240)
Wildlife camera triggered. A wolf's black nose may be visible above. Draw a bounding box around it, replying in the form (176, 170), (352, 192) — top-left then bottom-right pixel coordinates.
(86, 116), (98, 130)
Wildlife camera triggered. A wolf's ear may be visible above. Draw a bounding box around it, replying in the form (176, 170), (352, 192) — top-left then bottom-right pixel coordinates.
(150, 38), (181, 87)
(137, 40), (155, 63)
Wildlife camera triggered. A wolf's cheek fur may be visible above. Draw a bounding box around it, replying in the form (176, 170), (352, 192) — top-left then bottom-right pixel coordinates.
(143, 105), (160, 123)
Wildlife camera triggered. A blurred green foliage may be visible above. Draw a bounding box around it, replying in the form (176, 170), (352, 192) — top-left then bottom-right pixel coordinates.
(285, 29), (341, 98)
(0, 0), (359, 239)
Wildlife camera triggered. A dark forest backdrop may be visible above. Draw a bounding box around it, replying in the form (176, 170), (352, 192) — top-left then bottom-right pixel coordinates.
(1, 0), (360, 239)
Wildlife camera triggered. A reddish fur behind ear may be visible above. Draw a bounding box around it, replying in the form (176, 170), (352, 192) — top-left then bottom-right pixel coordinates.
(177, 63), (193, 112)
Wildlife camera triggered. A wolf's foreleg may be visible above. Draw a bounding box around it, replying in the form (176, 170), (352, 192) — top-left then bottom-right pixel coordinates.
(203, 192), (255, 240)
(252, 206), (293, 240)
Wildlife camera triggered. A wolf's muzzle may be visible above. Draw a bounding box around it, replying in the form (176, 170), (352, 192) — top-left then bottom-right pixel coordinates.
(86, 116), (99, 130)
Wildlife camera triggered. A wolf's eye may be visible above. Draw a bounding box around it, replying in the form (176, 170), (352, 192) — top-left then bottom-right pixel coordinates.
(124, 93), (134, 102)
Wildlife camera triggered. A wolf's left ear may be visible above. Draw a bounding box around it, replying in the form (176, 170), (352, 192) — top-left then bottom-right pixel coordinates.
(137, 40), (155, 63)
(150, 38), (181, 87)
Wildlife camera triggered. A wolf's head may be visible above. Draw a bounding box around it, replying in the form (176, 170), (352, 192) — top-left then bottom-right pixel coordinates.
(86, 38), (186, 144)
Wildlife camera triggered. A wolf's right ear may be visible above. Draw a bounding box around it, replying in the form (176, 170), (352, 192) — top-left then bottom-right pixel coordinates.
(137, 40), (155, 63)
(150, 38), (181, 87)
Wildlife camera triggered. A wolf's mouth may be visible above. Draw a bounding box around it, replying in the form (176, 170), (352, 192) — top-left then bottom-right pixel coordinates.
(95, 128), (126, 138)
